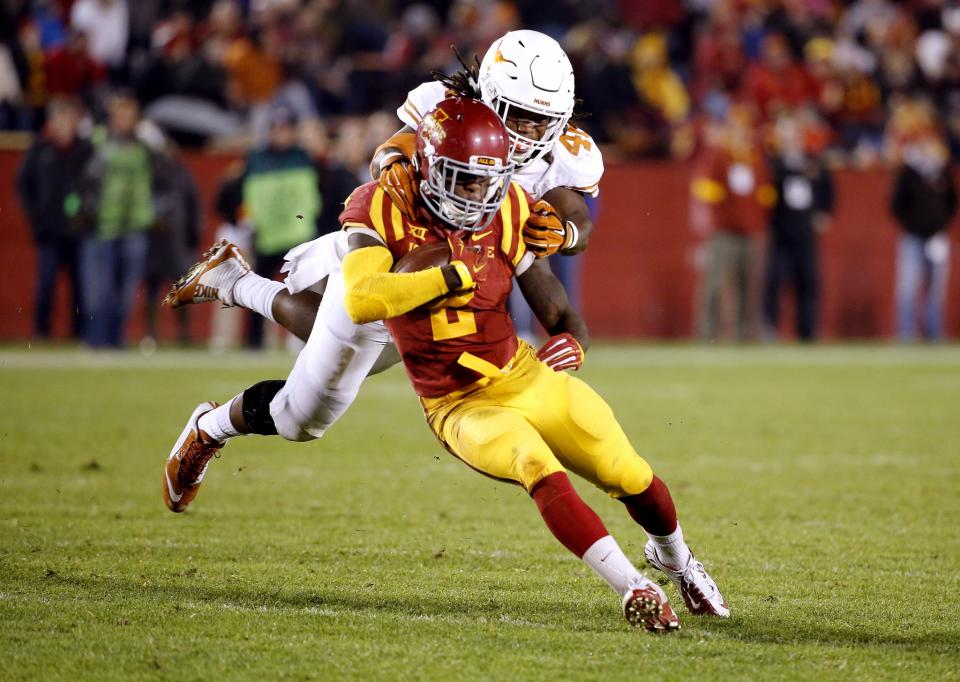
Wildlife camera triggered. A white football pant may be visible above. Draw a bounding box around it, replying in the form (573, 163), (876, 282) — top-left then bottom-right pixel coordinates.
(268, 234), (400, 441)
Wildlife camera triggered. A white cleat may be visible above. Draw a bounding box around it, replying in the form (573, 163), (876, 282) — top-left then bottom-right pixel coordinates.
(163, 240), (250, 308)
(645, 542), (730, 618)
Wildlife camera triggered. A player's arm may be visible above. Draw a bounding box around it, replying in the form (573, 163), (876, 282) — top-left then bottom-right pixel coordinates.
(369, 126), (415, 180)
(523, 188), (593, 258)
(517, 258), (589, 371)
(341, 231), (473, 325)
(542, 187), (593, 254)
(369, 127), (418, 218)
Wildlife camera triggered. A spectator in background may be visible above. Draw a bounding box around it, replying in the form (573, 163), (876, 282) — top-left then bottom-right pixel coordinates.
(740, 32), (816, 123)
(45, 30), (107, 105)
(70, 0), (130, 76)
(301, 118), (364, 236)
(208, 162), (252, 353)
(0, 39), (22, 130)
(143, 140), (201, 349)
(15, 20), (48, 130)
(78, 90), (164, 348)
(630, 32), (692, 158)
(692, 104), (774, 341)
(762, 110), (835, 342)
(242, 105), (319, 349)
(137, 9), (240, 145)
(15, 97), (93, 340)
(32, 0), (68, 50)
(890, 131), (957, 341)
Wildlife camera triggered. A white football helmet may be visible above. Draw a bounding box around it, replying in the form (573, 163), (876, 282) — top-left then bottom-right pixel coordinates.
(478, 30), (575, 167)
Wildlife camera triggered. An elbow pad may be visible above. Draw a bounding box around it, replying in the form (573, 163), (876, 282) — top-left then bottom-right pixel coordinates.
(342, 246), (451, 324)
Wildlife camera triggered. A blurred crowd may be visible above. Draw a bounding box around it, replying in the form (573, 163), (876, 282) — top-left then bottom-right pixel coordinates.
(1, 0), (960, 162)
(6, 0), (959, 346)
(15, 87), (391, 349)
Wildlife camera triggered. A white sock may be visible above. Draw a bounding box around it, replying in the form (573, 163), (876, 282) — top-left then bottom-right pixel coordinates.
(647, 524), (692, 570)
(232, 272), (283, 323)
(198, 395), (245, 444)
(581, 535), (645, 597)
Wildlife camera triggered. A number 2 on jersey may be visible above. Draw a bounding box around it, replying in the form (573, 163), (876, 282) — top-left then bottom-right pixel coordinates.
(430, 308), (476, 341)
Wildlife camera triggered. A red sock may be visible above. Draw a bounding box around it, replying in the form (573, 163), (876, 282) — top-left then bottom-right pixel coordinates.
(530, 472), (609, 558)
(620, 476), (678, 536)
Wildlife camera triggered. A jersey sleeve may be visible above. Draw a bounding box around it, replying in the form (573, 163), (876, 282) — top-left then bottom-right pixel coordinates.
(340, 180), (413, 248)
(339, 182), (381, 235)
(497, 182), (532, 270)
(396, 82), (448, 129)
(549, 125), (605, 197)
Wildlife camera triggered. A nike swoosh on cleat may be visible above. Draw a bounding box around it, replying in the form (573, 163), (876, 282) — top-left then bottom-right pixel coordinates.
(165, 472), (183, 503)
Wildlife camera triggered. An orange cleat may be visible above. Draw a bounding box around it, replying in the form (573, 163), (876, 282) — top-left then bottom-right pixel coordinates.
(163, 402), (222, 513)
(163, 240), (250, 308)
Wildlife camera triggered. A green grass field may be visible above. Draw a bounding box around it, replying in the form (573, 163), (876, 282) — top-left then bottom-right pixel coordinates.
(2, 345), (959, 680)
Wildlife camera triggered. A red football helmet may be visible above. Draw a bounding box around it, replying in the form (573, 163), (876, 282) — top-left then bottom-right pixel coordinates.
(415, 97), (515, 231)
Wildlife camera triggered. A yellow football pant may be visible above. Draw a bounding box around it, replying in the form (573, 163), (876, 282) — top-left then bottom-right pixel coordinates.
(420, 342), (654, 496)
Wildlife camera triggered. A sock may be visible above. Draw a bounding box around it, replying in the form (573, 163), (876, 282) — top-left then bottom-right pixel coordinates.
(620, 475), (678, 536)
(232, 272), (283, 322)
(531, 472), (609, 558)
(198, 395), (245, 444)
(646, 524), (692, 571)
(581, 535), (645, 597)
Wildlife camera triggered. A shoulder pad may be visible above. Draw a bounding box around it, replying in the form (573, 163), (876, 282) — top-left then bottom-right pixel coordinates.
(397, 82), (447, 128)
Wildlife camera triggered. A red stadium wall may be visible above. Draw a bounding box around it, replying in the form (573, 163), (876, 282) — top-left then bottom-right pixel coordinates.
(584, 163), (960, 339)
(1, 149), (959, 341)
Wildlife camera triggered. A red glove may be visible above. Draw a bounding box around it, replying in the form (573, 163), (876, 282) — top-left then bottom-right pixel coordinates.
(537, 333), (584, 371)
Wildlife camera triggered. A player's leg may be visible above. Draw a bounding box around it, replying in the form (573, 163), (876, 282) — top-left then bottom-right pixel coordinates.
(163, 273), (390, 511)
(423, 392), (677, 631)
(923, 243), (949, 340)
(793, 236), (818, 341)
(164, 240), (323, 342)
(266, 271), (391, 441)
(162, 380), (282, 513)
(527, 363), (729, 618)
(762, 240), (785, 339)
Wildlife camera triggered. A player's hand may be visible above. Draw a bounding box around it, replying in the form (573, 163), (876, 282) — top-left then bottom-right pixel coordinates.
(523, 200), (578, 258)
(379, 158), (419, 219)
(537, 333), (584, 372)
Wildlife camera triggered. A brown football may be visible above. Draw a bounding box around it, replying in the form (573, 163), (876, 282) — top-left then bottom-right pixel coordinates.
(391, 241), (452, 273)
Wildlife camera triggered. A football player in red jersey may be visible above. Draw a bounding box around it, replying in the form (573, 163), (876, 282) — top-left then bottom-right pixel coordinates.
(339, 98), (729, 629)
(162, 99), (728, 629)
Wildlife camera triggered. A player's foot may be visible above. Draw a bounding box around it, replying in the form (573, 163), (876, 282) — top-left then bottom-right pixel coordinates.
(163, 401), (223, 513)
(163, 240), (250, 308)
(622, 577), (681, 633)
(644, 542), (730, 618)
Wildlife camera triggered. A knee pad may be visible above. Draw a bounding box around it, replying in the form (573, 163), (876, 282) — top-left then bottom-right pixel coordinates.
(242, 380), (285, 436)
(601, 454), (654, 498)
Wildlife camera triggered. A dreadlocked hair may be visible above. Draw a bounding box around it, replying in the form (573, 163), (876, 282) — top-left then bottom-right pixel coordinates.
(432, 45), (482, 99)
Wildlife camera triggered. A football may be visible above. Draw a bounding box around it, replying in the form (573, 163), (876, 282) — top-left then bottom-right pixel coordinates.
(391, 241), (451, 273)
